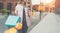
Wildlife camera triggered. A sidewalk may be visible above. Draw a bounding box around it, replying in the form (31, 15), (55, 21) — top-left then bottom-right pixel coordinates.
(29, 13), (60, 33)
(0, 15), (8, 33)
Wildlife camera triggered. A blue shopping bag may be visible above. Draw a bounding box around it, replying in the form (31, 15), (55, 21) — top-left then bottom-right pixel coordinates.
(5, 15), (21, 27)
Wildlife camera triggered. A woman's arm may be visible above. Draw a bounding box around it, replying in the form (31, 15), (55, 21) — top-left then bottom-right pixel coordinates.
(15, 6), (18, 16)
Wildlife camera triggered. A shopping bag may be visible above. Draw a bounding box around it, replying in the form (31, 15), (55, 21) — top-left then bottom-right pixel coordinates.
(15, 22), (22, 30)
(4, 28), (17, 33)
(5, 15), (21, 27)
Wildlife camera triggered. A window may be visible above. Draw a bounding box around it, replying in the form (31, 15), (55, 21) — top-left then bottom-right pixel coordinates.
(15, 3), (17, 6)
(0, 3), (3, 10)
(7, 3), (12, 10)
(7, 3), (12, 14)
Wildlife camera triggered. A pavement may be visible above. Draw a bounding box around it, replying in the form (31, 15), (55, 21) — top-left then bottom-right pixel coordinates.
(0, 15), (8, 33)
(29, 13), (60, 33)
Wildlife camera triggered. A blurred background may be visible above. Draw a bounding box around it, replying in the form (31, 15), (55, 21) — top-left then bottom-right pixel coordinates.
(0, 0), (60, 33)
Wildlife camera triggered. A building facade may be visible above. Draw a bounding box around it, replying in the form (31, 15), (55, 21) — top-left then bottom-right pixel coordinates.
(0, 0), (60, 13)
(55, 0), (60, 9)
(0, 0), (18, 12)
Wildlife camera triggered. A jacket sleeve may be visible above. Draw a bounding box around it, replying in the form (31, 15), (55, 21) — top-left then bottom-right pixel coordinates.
(15, 6), (18, 15)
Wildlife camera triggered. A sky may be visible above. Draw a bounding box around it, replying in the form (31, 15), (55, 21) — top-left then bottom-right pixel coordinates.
(32, 0), (40, 5)
(32, 0), (53, 5)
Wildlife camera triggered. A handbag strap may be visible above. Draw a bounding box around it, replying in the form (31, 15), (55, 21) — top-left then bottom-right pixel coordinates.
(22, 6), (28, 33)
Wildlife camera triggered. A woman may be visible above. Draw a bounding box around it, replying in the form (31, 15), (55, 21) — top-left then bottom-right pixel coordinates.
(15, 1), (23, 23)
(15, 1), (31, 33)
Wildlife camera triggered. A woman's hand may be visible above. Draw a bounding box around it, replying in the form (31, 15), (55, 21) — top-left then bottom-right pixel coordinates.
(28, 11), (34, 16)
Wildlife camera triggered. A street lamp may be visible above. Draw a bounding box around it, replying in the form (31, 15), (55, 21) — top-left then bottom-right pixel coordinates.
(37, 2), (44, 20)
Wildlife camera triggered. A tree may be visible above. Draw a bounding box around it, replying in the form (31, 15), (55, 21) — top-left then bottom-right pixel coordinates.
(0, 9), (10, 15)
